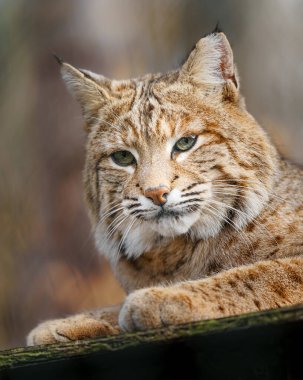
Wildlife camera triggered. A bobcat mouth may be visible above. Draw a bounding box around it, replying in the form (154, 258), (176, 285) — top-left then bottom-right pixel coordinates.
(148, 206), (201, 237)
(155, 205), (199, 220)
(126, 199), (201, 222)
(156, 208), (179, 218)
(152, 207), (201, 223)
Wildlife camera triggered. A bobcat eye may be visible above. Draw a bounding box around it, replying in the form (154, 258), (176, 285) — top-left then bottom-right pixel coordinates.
(174, 135), (197, 152)
(111, 151), (136, 166)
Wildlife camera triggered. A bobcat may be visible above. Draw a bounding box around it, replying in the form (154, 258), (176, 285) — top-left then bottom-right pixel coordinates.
(27, 32), (303, 345)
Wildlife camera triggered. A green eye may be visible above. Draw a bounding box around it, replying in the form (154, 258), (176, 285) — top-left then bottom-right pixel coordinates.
(174, 135), (197, 152)
(111, 150), (136, 166)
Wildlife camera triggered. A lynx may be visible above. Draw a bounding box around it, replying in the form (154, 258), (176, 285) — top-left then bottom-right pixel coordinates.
(27, 32), (303, 345)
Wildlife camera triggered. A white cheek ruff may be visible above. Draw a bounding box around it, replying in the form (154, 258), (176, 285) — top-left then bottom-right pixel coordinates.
(123, 226), (158, 259)
(94, 178), (269, 261)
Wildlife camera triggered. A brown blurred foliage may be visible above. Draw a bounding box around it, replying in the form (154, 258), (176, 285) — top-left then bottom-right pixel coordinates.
(0, 0), (302, 349)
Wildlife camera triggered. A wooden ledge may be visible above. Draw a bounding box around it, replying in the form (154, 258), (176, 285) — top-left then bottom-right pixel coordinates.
(1, 305), (303, 379)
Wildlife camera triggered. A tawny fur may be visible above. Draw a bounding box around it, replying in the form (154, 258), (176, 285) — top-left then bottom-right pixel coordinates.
(27, 32), (303, 346)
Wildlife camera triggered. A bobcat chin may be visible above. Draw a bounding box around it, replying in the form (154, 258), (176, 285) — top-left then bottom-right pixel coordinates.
(27, 32), (303, 346)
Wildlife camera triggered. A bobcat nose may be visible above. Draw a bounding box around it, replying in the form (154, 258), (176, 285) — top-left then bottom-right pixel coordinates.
(144, 186), (170, 206)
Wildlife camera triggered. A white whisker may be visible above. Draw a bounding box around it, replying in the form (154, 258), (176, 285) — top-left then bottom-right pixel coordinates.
(117, 217), (137, 257)
(106, 214), (128, 240)
(209, 198), (281, 251)
(205, 202), (255, 256)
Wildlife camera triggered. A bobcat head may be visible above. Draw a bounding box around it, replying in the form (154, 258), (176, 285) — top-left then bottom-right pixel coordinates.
(60, 32), (277, 262)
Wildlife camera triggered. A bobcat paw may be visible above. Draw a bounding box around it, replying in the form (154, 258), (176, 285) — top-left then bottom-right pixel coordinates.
(27, 314), (119, 346)
(119, 287), (203, 332)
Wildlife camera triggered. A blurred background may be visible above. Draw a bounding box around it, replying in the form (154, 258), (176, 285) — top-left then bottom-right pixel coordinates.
(0, 0), (303, 349)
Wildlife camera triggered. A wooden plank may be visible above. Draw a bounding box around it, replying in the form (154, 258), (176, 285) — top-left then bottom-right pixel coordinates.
(1, 305), (303, 379)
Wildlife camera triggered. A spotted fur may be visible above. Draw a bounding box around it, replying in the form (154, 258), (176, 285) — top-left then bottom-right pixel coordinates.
(27, 32), (303, 345)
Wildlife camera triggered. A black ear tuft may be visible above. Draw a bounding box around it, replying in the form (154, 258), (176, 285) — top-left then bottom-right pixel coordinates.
(212, 22), (222, 34)
(203, 22), (223, 38)
(180, 23), (224, 66)
(52, 53), (64, 66)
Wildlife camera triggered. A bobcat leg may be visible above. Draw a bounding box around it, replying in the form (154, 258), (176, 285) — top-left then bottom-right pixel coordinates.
(27, 305), (122, 346)
(119, 257), (303, 331)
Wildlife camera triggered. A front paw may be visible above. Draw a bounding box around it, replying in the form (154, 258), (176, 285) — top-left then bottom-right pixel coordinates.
(119, 287), (203, 332)
(27, 314), (119, 346)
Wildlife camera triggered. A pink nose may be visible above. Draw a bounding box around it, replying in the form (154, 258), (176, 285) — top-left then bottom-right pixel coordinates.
(144, 186), (170, 206)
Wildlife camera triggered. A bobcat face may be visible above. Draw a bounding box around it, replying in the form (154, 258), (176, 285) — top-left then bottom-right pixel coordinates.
(111, 115), (213, 239)
(61, 33), (277, 260)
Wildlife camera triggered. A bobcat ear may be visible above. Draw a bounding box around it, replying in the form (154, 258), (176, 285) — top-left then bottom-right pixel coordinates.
(181, 32), (239, 92)
(59, 61), (111, 126)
